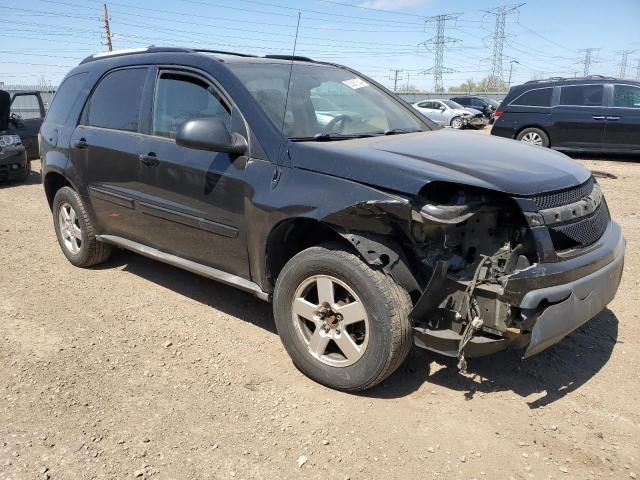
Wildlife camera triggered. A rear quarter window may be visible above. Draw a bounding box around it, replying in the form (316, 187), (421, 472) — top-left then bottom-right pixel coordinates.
(45, 73), (88, 125)
(510, 87), (552, 107)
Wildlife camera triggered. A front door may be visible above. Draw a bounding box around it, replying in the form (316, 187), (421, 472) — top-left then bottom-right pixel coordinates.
(603, 83), (640, 151)
(10, 92), (46, 159)
(135, 69), (250, 278)
(74, 67), (149, 239)
(551, 84), (606, 149)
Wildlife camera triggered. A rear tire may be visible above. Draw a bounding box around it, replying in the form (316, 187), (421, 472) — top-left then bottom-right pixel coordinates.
(273, 242), (413, 391)
(517, 127), (550, 147)
(53, 186), (112, 267)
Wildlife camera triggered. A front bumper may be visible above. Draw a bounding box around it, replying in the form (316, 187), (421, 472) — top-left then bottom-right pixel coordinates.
(467, 116), (489, 128)
(413, 221), (625, 358)
(0, 146), (28, 180)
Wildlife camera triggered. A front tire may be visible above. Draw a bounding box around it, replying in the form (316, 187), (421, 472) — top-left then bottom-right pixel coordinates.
(450, 116), (463, 129)
(517, 127), (550, 147)
(53, 186), (112, 267)
(273, 243), (413, 391)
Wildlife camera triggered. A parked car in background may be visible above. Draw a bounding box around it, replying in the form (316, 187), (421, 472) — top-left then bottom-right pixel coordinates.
(40, 47), (624, 391)
(412, 99), (488, 129)
(449, 95), (498, 123)
(491, 76), (640, 153)
(0, 90), (30, 182)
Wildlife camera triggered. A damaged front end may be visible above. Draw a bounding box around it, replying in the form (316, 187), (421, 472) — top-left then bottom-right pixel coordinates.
(407, 180), (624, 369)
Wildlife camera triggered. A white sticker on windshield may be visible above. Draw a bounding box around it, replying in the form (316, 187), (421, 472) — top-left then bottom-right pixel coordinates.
(342, 78), (369, 90)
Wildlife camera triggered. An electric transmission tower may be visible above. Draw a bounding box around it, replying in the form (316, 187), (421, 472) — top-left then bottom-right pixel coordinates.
(418, 13), (461, 92)
(102, 3), (113, 51)
(483, 4), (524, 90)
(578, 48), (600, 76)
(617, 50), (635, 78)
(388, 69), (404, 92)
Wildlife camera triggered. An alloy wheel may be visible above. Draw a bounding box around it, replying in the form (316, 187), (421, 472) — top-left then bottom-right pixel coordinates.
(58, 202), (82, 254)
(291, 275), (369, 367)
(521, 131), (543, 146)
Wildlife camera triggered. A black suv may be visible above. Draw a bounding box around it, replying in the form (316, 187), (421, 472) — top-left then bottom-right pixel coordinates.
(40, 48), (625, 391)
(491, 76), (640, 153)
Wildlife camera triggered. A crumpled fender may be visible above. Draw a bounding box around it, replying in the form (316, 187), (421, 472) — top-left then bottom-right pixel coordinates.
(321, 200), (421, 294)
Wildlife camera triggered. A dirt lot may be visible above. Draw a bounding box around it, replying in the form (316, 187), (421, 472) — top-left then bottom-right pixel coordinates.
(1, 147), (639, 479)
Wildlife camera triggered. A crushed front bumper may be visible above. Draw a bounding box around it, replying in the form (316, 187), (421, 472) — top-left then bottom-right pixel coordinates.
(413, 221), (625, 358)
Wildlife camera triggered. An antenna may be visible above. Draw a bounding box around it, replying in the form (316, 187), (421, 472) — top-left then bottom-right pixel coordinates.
(281, 12), (302, 134)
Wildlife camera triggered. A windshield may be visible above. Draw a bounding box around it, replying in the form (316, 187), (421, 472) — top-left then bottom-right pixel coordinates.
(228, 62), (426, 139)
(484, 98), (500, 107)
(443, 100), (463, 109)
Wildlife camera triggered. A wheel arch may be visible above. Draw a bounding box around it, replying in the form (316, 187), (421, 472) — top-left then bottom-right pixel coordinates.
(44, 171), (78, 210)
(264, 216), (421, 298)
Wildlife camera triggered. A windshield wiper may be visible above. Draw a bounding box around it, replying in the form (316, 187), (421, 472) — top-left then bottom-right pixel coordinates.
(290, 133), (377, 142)
(381, 128), (422, 135)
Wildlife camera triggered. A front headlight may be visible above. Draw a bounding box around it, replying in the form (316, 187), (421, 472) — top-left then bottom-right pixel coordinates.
(0, 135), (22, 148)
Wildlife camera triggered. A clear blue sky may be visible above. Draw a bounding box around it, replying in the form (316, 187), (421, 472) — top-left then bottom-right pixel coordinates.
(1, 0), (639, 90)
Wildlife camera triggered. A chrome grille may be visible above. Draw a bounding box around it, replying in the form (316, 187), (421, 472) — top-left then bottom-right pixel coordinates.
(548, 201), (610, 250)
(530, 177), (595, 210)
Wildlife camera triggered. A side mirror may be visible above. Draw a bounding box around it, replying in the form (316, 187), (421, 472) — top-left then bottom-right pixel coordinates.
(176, 117), (247, 155)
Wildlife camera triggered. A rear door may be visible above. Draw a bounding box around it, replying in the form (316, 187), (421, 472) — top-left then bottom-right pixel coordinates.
(9, 92), (46, 159)
(416, 101), (445, 124)
(551, 84), (606, 149)
(134, 68), (250, 277)
(603, 83), (640, 151)
(71, 67), (149, 239)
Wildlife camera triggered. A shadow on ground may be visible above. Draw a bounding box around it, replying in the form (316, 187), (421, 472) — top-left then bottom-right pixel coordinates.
(366, 309), (618, 408)
(98, 249), (618, 408)
(101, 249), (275, 334)
(0, 169), (41, 188)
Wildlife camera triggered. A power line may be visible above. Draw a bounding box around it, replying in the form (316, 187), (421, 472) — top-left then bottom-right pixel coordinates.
(578, 48), (600, 76)
(418, 13), (461, 92)
(102, 3), (113, 51)
(483, 3), (524, 90)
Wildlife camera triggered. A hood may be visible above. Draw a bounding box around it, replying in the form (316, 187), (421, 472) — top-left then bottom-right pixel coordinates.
(289, 129), (590, 196)
(0, 90), (9, 132)
(463, 107), (482, 116)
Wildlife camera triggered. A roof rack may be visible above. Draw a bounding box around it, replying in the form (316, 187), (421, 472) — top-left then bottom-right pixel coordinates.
(524, 75), (619, 84)
(79, 46), (191, 64)
(193, 49), (258, 58)
(263, 54), (315, 62)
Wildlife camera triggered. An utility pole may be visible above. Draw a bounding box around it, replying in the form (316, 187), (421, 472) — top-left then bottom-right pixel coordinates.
(483, 4), (524, 90)
(418, 13), (461, 92)
(103, 3), (113, 52)
(405, 72), (410, 93)
(578, 48), (600, 76)
(617, 50), (634, 78)
(389, 69), (404, 92)
(507, 59), (519, 90)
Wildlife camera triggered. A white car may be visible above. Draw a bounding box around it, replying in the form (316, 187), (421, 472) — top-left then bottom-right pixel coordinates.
(412, 99), (488, 129)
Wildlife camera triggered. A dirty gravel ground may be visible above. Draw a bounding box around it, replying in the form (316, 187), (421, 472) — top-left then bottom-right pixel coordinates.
(1, 152), (639, 480)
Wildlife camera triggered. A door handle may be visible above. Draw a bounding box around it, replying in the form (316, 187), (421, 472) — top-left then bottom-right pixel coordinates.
(72, 138), (88, 149)
(592, 116), (605, 120)
(606, 116), (621, 121)
(139, 153), (159, 167)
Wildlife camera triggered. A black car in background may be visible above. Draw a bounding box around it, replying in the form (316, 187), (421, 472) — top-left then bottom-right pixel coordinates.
(449, 95), (499, 122)
(491, 76), (640, 153)
(39, 47), (624, 391)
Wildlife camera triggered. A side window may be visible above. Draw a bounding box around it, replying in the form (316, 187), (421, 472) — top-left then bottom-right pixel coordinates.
(417, 102), (429, 108)
(45, 73), (88, 125)
(153, 72), (231, 139)
(10, 94), (43, 120)
(471, 98), (486, 108)
(511, 87), (553, 107)
(559, 84), (603, 107)
(85, 68), (147, 132)
(613, 85), (640, 108)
